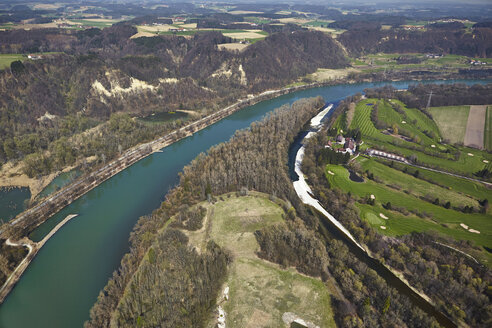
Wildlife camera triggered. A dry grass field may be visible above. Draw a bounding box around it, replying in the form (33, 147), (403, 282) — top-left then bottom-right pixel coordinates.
(228, 10), (264, 15)
(464, 105), (486, 149)
(184, 193), (335, 328)
(486, 106), (492, 150)
(222, 30), (267, 39)
(218, 43), (249, 51)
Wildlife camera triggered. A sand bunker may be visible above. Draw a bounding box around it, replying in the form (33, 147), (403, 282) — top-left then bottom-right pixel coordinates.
(370, 194), (375, 199)
(431, 144), (436, 148)
(327, 170), (335, 175)
(380, 226), (387, 230)
(469, 229), (480, 234)
(401, 120), (406, 124)
(460, 223), (469, 230)
(379, 213), (388, 220)
(484, 160), (489, 163)
(467, 153), (474, 156)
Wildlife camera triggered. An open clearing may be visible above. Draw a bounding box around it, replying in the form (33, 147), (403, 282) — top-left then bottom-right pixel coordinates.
(428, 105), (470, 144)
(221, 30), (267, 39)
(0, 54), (23, 70)
(229, 10), (264, 15)
(184, 193), (335, 328)
(306, 68), (360, 82)
(218, 43), (249, 51)
(130, 31), (156, 39)
(464, 105), (487, 149)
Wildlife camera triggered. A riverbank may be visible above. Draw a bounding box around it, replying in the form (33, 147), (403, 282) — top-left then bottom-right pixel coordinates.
(0, 82), (333, 306)
(0, 214), (78, 304)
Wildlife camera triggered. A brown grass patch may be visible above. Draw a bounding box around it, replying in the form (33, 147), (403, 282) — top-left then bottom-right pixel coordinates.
(218, 43), (248, 51)
(464, 105), (486, 149)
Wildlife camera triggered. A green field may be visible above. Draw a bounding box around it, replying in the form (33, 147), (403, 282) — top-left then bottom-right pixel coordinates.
(302, 20), (334, 27)
(185, 193), (336, 327)
(0, 54), (24, 70)
(355, 53), (486, 72)
(348, 99), (492, 176)
(428, 105), (470, 144)
(485, 106), (492, 150)
(324, 163), (492, 262)
(69, 19), (120, 28)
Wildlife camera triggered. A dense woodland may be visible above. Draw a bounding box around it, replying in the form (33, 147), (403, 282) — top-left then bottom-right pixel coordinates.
(0, 25), (347, 176)
(86, 97), (446, 327)
(302, 100), (492, 327)
(338, 25), (492, 58)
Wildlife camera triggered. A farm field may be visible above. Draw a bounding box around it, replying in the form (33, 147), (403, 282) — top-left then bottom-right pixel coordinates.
(352, 53), (491, 70)
(184, 193), (336, 328)
(485, 106), (492, 150)
(0, 53), (61, 70)
(218, 43), (249, 51)
(324, 162), (492, 264)
(428, 105), (470, 144)
(0, 54), (24, 70)
(345, 99), (492, 176)
(464, 105), (487, 149)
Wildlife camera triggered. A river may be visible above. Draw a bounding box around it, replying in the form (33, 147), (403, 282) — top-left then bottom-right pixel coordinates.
(0, 79), (489, 327)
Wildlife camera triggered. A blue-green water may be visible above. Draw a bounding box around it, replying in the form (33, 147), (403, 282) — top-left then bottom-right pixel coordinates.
(36, 170), (82, 200)
(0, 79), (489, 327)
(0, 187), (30, 223)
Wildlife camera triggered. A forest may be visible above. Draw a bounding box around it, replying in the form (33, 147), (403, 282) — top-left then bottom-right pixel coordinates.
(0, 25), (348, 177)
(85, 97), (454, 327)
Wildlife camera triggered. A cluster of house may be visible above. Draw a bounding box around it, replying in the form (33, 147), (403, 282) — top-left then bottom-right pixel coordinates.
(469, 59), (487, 66)
(325, 135), (357, 155)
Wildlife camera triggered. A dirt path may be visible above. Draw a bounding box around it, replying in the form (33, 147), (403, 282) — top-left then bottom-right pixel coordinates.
(464, 105), (486, 149)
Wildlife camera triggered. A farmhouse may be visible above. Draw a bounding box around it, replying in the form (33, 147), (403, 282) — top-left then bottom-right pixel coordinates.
(27, 54), (43, 60)
(344, 138), (355, 151)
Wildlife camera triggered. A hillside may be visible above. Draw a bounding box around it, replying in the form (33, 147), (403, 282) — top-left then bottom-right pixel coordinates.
(112, 192), (336, 327)
(0, 26), (347, 186)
